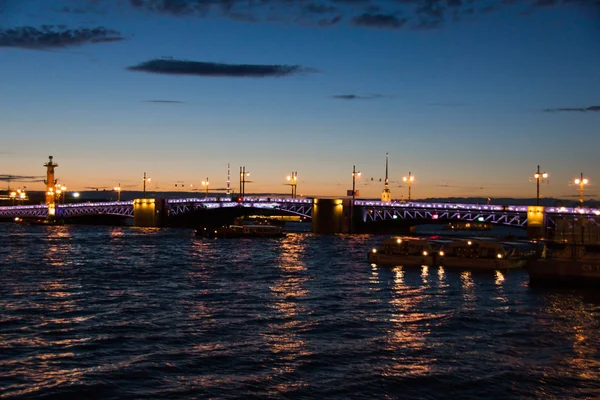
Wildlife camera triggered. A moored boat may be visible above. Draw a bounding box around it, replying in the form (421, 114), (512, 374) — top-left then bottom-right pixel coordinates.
(526, 242), (600, 287)
(195, 224), (285, 238)
(368, 237), (435, 266)
(437, 239), (526, 270)
(443, 221), (492, 231)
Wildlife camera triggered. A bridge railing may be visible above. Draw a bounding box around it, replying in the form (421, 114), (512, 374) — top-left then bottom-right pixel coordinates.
(354, 200), (600, 216)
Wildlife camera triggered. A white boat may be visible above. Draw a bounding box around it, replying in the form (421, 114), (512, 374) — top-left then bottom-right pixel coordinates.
(368, 237), (435, 266)
(526, 243), (600, 287)
(437, 239), (526, 270)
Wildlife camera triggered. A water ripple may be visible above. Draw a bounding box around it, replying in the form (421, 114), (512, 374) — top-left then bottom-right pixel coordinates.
(0, 225), (599, 399)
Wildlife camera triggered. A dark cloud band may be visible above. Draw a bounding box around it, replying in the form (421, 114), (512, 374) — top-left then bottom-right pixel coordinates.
(117, 0), (598, 31)
(544, 106), (600, 112)
(332, 94), (384, 100)
(0, 26), (124, 49)
(127, 58), (315, 77)
(143, 100), (186, 103)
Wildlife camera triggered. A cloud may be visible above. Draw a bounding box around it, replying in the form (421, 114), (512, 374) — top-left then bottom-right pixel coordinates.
(143, 100), (186, 103)
(332, 93), (385, 100)
(63, 0), (600, 31)
(543, 106), (600, 112)
(0, 26), (124, 49)
(351, 13), (407, 29)
(303, 3), (338, 14)
(127, 58), (316, 77)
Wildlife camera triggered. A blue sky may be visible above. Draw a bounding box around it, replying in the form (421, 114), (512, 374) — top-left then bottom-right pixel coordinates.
(1, 0), (599, 199)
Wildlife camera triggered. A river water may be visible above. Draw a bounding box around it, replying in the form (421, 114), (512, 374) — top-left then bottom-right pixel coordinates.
(1, 224), (599, 399)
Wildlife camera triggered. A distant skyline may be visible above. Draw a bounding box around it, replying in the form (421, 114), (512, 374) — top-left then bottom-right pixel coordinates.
(1, 0), (599, 199)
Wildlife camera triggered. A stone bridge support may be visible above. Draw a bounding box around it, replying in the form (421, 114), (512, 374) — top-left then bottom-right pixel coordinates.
(134, 198), (166, 227)
(311, 198), (349, 234)
(527, 206), (546, 239)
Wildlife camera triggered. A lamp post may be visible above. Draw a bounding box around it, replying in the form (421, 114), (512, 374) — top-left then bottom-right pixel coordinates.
(534, 165), (548, 206)
(202, 177), (209, 198)
(143, 172), (151, 199)
(239, 166), (250, 200)
(403, 172), (415, 201)
(17, 188), (26, 203)
(59, 185), (67, 204)
(286, 171), (298, 198)
(114, 183), (121, 201)
(9, 191), (16, 205)
(574, 172), (589, 206)
(350, 165), (361, 233)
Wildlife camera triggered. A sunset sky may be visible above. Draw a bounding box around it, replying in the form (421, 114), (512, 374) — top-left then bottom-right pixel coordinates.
(1, 0), (599, 200)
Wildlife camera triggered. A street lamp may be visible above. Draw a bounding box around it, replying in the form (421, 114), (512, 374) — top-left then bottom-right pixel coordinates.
(9, 191), (16, 205)
(60, 185), (67, 204)
(143, 172), (151, 199)
(534, 165), (549, 206)
(17, 188), (26, 203)
(239, 166), (250, 200)
(286, 171), (298, 198)
(403, 172), (415, 201)
(350, 165), (361, 233)
(114, 183), (121, 201)
(574, 172), (589, 206)
(202, 177), (209, 198)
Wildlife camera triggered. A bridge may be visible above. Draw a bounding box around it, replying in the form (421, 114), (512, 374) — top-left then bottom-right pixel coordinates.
(355, 200), (600, 229)
(1, 197), (599, 234)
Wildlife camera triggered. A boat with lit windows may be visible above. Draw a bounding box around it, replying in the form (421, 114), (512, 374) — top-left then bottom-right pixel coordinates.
(443, 221), (492, 231)
(526, 242), (600, 287)
(368, 237), (435, 266)
(195, 223), (285, 238)
(437, 239), (526, 270)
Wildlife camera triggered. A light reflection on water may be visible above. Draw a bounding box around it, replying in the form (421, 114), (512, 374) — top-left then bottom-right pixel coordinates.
(0, 225), (599, 399)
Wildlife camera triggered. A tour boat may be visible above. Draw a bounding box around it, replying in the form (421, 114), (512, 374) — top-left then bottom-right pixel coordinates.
(368, 237), (435, 266)
(196, 223), (285, 238)
(526, 242), (600, 287)
(443, 221), (492, 231)
(437, 239), (526, 270)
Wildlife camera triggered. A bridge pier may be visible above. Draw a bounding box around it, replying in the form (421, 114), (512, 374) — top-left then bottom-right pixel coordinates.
(133, 198), (166, 227)
(527, 206), (546, 239)
(311, 198), (349, 234)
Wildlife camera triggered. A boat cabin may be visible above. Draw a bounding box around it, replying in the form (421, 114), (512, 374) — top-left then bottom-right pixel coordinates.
(375, 237), (434, 256)
(441, 239), (507, 259)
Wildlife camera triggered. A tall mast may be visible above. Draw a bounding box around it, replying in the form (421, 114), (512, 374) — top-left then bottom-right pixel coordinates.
(226, 162), (231, 195)
(381, 152), (391, 202)
(385, 152), (389, 186)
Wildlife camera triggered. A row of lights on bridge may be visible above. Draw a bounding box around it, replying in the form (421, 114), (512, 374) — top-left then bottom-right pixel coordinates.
(34, 160), (591, 205)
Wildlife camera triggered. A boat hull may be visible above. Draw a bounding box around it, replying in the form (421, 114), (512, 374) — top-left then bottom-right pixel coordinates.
(526, 259), (600, 287)
(439, 257), (526, 270)
(367, 253), (433, 266)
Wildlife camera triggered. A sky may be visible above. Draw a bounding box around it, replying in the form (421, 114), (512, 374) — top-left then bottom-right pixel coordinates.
(0, 0), (599, 200)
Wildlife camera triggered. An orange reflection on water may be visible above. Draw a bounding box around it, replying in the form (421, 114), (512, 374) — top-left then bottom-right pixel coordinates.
(421, 265), (429, 284)
(370, 264), (380, 285)
(109, 227), (125, 238)
(460, 270), (476, 309)
(493, 270), (509, 306)
(41, 226), (73, 268)
(384, 304), (433, 375)
(383, 264), (434, 377)
(262, 234), (312, 394)
(39, 280), (73, 299)
(495, 270), (505, 285)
